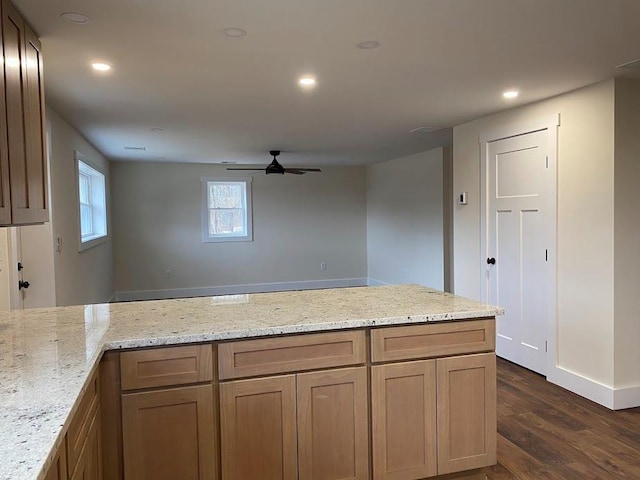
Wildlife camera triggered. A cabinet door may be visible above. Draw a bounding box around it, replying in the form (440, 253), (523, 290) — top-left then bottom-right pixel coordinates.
(437, 353), (496, 474)
(122, 385), (216, 480)
(371, 360), (437, 480)
(0, 2), (10, 225)
(70, 408), (102, 480)
(297, 367), (369, 480)
(220, 375), (297, 480)
(44, 442), (68, 480)
(1, 0), (48, 225)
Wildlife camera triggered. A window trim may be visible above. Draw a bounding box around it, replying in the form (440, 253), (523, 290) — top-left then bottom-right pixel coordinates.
(75, 151), (108, 252)
(201, 176), (253, 243)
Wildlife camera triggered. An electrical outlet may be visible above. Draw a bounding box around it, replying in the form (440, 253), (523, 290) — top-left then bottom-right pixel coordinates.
(320, 262), (327, 272)
(165, 269), (172, 279)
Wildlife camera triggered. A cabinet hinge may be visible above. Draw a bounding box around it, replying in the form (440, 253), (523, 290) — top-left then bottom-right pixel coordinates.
(545, 341), (548, 353)
(545, 155), (549, 169)
(545, 249), (548, 262)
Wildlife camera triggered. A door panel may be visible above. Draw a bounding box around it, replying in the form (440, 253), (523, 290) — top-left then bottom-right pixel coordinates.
(488, 129), (550, 375)
(436, 353), (496, 474)
(220, 375), (297, 480)
(297, 367), (369, 480)
(122, 385), (216, 480)
(371, 360), (437, 480)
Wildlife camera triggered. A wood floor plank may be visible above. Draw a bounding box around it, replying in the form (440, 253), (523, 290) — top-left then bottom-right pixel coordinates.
(482, 358), (640, 480)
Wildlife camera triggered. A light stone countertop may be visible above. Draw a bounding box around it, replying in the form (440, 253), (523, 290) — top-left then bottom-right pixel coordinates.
(0, 284), (503, 480)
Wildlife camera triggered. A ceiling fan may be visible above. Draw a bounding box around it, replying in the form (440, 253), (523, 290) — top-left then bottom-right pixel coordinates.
(226, 150), (322, 175)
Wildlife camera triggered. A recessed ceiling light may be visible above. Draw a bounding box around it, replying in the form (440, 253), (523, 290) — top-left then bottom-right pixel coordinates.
(124, 146), (146, 151)
(223, 27), (247, 38)
(61, 12), (89, 25)
(503, 90), (519, 99)
(91, 62), (112, 72)
(221, 161), (237, 164)
(298, 76), (317, 88)
(150, 127), (164, 132)
(357, 40), (380, 50)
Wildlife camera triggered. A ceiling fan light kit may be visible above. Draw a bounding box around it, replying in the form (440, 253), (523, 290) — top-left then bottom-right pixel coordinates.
(226, 150), (322, 175)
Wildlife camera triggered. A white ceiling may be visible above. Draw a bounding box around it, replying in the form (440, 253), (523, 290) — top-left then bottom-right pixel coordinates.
(13, 0), (640, 166)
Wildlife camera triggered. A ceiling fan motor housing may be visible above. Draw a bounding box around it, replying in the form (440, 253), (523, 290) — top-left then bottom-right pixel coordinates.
(266, 150), (285, 174)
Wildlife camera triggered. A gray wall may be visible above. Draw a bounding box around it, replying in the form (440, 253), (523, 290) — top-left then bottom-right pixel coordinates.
(48, 107), (114, 306)
(366, 148), (444, 289)
(614, 78), (640, 390)
(111, 162), (367, 298)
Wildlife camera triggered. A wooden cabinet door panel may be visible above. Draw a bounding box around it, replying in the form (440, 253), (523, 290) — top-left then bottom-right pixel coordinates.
(297, 367), (369, 480)
(122, 385), (216, 480)
(371, 360), (437, 480)
(44, 442), (68, 480)
(70, 408), (102, 480)
(437, 353), (497, 474)
(220, 375), (297, 480)
(20, 22), (48, 223)
(0, 4), (10, 225)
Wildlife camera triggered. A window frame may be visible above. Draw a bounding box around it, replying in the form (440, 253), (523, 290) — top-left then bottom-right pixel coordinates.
(201, 177), (253, 243)
(75, 151), (108, 251)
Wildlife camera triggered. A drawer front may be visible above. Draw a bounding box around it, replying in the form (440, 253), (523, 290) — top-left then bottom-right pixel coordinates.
(66, 372), (99, 473)
(120, 344), (213, 391)
(371, 319), (495, 362)
(219, 330), (366, 380)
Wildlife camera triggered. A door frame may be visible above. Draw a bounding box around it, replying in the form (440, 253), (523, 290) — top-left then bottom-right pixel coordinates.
(479, 114), (559, 376)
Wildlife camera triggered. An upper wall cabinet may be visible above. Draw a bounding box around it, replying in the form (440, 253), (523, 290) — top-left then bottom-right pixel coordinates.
(0, 0), (48, 226)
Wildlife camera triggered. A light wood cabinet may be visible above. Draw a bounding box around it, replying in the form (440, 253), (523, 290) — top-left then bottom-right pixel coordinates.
(220, 375), (298, 480)
(122, 384), (217, 480)
(297, 367), (369, 480)
(44, 443), (68, 480)
(371, 324), (497, 480)
(437, 353), (496, 475)
(371, 360), (437, 480)
(0, 0), (48, 226)
(70, 408), (102, 480)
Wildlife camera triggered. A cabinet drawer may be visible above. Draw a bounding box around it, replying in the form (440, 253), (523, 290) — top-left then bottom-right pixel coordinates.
(371, 319), (495, 362)
(219, 330), (366, 380)
(66, 372), (99, 473)
(120, 344), (213, 391)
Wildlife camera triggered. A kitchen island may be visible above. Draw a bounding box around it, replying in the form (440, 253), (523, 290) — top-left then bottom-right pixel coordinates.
(0, 285), (503, 480)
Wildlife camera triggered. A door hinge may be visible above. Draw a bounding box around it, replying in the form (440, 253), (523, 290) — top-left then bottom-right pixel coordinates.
(545, 249), (548, 262)
(545, 340), (548, 353)
(545, 155), (549, 169)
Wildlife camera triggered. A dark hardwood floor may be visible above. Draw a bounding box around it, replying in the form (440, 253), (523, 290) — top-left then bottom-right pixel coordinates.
(482, 358), (640, 479)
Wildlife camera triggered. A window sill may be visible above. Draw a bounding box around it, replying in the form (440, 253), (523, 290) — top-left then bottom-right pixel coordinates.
(79, 234), (108, 252)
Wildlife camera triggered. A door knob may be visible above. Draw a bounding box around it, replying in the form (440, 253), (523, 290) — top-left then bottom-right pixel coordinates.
(487, 257), (496, 265)
(18, 280), (30, 290)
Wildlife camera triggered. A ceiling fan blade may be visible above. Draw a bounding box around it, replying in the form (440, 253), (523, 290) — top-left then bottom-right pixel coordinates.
(226, 168), (265, 171)
(284, 168), (321, 174)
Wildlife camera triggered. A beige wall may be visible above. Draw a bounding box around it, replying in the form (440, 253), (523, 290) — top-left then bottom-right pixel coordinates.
(614, 78), (640, 390)
(111, 162), (367, 296)
(48, 107), (114, 306)
(366, 148), (444, 289)
(453, 80), (616, 387)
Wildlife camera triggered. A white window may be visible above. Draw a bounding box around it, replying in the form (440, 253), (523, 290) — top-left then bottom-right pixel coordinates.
(76, 152), (107, 250)
(202, 177), (253, 242)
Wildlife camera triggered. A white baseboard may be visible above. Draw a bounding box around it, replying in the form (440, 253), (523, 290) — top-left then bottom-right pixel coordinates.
(613, 384), (640, 410)
(547, 364), (640, 410)
(547, 365), (615, 409)
(367, 278), (390, 286)
(115, 278), (369, 302)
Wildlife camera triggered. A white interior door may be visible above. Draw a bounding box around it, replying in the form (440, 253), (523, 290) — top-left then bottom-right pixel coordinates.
(486, 128), (554, 375)
(8, 224), (56, 309)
